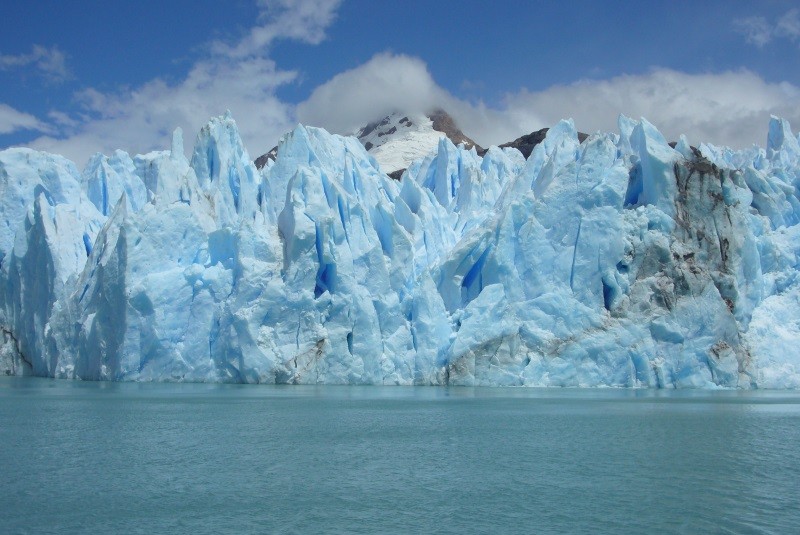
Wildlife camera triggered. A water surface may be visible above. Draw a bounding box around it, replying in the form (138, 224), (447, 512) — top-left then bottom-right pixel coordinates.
(1, 378), (799, 534)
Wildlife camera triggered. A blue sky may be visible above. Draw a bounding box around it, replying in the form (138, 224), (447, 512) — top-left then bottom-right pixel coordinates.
(1, 0), (799, 166)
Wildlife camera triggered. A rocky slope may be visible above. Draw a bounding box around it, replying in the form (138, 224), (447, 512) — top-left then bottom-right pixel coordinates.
(256, 109), (480, 176)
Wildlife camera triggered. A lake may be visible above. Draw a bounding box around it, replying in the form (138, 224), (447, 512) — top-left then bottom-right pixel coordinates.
(1, 377), (799, 534)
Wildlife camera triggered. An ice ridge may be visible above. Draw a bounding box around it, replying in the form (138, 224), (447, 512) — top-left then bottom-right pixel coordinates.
(1, 113), (799, 388)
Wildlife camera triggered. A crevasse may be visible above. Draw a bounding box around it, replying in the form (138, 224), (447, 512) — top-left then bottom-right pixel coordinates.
(1, 113), (799, 388)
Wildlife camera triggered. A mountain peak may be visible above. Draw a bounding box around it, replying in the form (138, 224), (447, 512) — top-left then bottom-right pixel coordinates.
(355, 109), (482, 175)
(428, 109), (480, 150)
(255, 109), (480, 174)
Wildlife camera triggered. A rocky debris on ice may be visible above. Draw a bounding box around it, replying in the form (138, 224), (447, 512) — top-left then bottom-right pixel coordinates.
(1, 110), (800, 388)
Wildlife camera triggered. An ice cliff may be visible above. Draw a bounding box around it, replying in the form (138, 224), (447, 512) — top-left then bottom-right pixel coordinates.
(1, 111), (799, 387)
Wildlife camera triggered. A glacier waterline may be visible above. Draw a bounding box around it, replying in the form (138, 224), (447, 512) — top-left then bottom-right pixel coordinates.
(1, 112), (800, 387)
(2, 378), (799, 534)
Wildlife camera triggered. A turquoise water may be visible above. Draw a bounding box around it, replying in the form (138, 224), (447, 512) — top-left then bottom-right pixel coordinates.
(1, 378), (799, 534)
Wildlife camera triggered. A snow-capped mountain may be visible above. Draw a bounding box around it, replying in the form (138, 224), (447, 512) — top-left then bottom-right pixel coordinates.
(255, 109), (480, 177)
(356, 110), (481, 175)
(2, 111), (800, 388)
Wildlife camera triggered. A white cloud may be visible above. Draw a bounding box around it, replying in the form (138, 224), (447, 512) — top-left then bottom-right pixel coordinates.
(733, 16), (773, 47)
(217, 0), (342, 57)
(26, 0), (341, 167)
(0, 103), (53, 135)
(0, 45), (69, 82)
(297, 53), (452, 133)
(296, 53), (522, 144)
(297, 53), (800, 150)
(12, 2), (800, 167)
(734, 9), (800, 47)
(776, 8), (800, 40)
(31, 58), (298, 167)
(502, 69), (800, 149)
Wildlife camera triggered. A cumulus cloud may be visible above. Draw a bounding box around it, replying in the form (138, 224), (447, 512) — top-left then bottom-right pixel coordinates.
(734, 8), (800, 47)
(27, 0), (341, 167)
(297, 53), (800, 150)
(502, 69), (800, 149)
(0, 45), (69, 83)
(0, 104), (53, 135)
(31, 58), (297, 167)
(296, 53), (521, 143)
(297, 53), (452, 133)
(11, 2), (800, 166)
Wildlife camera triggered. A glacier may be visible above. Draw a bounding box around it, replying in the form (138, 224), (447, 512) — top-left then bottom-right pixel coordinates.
(1, 110), (799, 388)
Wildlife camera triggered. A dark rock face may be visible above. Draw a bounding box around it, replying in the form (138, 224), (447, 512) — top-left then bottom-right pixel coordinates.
(484, 128), (589, 159)
(254, 146), (278, 170)
(428, 109), (483, 153)
(357, 117), (387, 140)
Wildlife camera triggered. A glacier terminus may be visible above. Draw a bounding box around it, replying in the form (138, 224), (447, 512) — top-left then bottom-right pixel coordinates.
(1, 111), (799, 388)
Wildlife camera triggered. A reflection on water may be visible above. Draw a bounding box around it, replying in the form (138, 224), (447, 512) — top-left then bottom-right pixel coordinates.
(1, 377), (799, 534)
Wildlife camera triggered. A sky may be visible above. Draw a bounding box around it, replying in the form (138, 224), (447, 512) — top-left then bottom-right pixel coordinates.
(1, 0), (799, 167)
